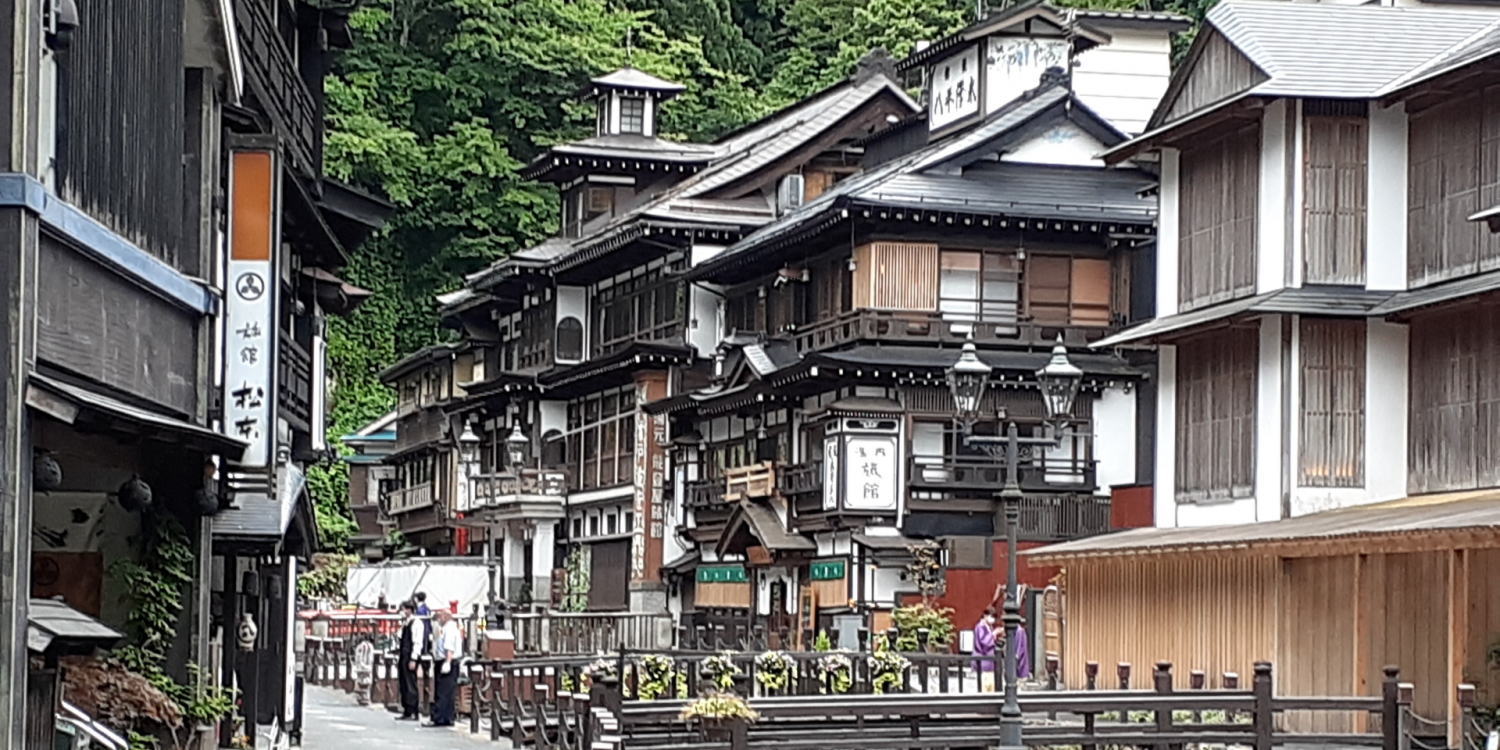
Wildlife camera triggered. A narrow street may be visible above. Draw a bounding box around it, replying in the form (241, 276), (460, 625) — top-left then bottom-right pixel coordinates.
(301, 686), (500, 750)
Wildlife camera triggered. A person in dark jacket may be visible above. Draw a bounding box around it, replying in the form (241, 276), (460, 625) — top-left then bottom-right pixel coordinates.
(396, 600), (427, 720)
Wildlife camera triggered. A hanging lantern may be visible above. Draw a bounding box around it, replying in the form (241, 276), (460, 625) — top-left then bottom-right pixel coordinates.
(1035, 336), (1083, 422)
(116, 475), (153, 512)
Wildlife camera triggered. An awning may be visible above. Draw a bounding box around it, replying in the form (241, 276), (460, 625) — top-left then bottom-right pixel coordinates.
(852, 530), (919, 551)
(212, 463), (309, 545)
(1372, 268), (1500, 316)
(717, 500), (816, 558)
(1025, 490), (1500, 563)
(661, 550), (701, 576)
(1092, 286), (1393, 348)
(25, 373), (246, 458)
(28, 598), (122, 655)
(301, 267), (373, 315)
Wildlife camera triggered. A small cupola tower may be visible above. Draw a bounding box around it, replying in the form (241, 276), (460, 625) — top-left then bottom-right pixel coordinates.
(588, 67), (686, 138)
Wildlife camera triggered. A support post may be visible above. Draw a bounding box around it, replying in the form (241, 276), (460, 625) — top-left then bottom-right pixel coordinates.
(1382, 666), (1400, 750)
(1252, 662), (1273, 750)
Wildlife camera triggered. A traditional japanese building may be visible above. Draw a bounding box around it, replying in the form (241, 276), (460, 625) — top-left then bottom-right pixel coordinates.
(1029, 2), (1500, 744)
(0, 0), (386, 745)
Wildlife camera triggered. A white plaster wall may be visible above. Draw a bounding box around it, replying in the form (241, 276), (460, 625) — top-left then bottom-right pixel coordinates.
(1071, 27), (1174, 135)
(869, 565), (905, 608)
(1288, 100), (1305, 289)
(1001, 122), (1106, 167)
(1153, 344), (1177, 527)
(1157, 149), (1181, 317)
(556, 286), (588, 360)
(1367, 103), (1409, 291)
(1257, 100), (1290, 295)
(1254, 316), (1284, 523)
(538, 400), (566, 437)
(1091, 384), (1138, 493)
(688, 243), (726, 357)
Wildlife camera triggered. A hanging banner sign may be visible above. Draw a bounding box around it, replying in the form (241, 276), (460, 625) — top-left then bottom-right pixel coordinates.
(224, 148), (280, 468)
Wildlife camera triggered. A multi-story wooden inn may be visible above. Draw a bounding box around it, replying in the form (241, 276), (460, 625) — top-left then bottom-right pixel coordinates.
(1029, 1), (1500, 744)
(376, 4), (1189, 654)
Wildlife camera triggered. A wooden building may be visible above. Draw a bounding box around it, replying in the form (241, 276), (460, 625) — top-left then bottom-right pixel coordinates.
(1034, 2), (1500, 744)
(0, 0), (387, 745)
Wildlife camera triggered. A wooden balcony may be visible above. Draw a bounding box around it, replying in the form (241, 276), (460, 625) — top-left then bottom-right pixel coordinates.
(685, 478), (727, 510)
(910, 453), (1097, 493)
(384, 482), (434, 515)
(777, 461), (823, 497)
(234, 0), (321, 178)
(792, 309), (1116, 355)
(1016, 494), (1111, 541)
(469, 470), (568, 520)
(278, 334), (313, 431)
(724, 461), (776, 501)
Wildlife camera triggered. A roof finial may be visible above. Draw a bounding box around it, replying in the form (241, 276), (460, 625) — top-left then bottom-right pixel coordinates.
(625, 26), (634, 66)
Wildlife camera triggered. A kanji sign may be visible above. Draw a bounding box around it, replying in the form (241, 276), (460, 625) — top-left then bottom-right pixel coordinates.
(223, 148), (279, 468)
(842, 435), (898, 511)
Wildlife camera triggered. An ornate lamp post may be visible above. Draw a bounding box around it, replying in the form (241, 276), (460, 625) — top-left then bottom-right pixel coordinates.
(505, 424), (529, 476)
(946, 336), (1081, 749)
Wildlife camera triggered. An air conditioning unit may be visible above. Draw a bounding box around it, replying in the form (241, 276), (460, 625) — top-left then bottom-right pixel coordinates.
(776, 174), (806, 216)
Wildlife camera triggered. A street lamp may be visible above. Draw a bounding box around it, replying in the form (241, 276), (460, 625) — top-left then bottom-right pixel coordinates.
(946, 335), (1081, 750)
(505, 424), (529, 475)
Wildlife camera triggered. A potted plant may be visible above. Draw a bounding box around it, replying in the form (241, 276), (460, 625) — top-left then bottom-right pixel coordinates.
(680, 691), (759, 740)
(701, 651), (742, 690)
(816, 651), (853, 694)
(868, 635), (910, 694)
(754, 650), (796, 693)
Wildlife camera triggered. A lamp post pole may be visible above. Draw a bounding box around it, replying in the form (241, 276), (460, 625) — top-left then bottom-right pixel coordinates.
(946, 336), (1083, 750)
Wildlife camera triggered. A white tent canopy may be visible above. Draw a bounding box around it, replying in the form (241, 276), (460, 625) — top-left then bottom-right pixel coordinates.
(345, 557), (495, 615)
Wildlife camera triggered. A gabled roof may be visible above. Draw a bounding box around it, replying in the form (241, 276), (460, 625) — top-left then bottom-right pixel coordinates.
(589, 67), (686, 95)
(689, 78), (1155, 283)
(1379, 20), (1500, 97)
(898, 1), (1113, 73)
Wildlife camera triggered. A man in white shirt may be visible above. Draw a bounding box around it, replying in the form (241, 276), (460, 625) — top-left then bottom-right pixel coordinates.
(425, 608), (462, 728)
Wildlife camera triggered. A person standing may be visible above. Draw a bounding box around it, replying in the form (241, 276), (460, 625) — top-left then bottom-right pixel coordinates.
(395, 601), (426, 720)
(426, 609), (462, 728)
(414, 591), (430, 616)
(973, 606), (998, 692)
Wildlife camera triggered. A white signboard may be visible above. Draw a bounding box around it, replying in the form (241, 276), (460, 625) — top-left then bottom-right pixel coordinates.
(225, 259), (275, 465)
(929, 45), (981, 131)
(822, 436), (839, 511)
(842, 435), (899, 511)
(986, 37), (1070, 116)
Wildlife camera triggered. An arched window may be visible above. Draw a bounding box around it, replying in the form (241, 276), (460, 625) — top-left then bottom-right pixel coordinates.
(556, 317), (584, 361)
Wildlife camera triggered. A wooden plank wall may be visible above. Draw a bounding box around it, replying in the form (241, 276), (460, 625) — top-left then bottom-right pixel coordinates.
(1178, 123), (1260, 310)
(1061, 555), (1275, 689)
(1407, 305), (1500, 494)
(698, 582), (752, 608)
(1278, 557), (1360, 732)
(1463, 549), (1500, 709)
(1162, 30), (1268, 124)
(853, 242), (939, 311)
(1298, 319), (1366, 487)
(1174, 328), (1258, 503)
(1407, 85), (1500, 287)
(1303, 110), (1368, 285)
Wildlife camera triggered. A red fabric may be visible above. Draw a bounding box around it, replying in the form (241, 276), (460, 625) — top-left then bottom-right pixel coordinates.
(1110, 485), (1154, 529)
(934, 541), (1060, 644)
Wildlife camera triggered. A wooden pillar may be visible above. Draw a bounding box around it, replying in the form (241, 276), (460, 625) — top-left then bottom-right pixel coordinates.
(1445, 549), (1468, 749)
(1352, 553), (1368, 735)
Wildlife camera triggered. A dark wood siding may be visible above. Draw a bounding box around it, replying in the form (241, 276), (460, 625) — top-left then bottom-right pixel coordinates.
(35, 236), (200, 414)
(588, 539), (631, 611)
(1175, 327), (1257, 503)
(1407, 85), (1500, 287)
(56, 0), (186, 269)
(1303, 111), (1368, 285)
(1408, 304), (1500, 494)
(1178, 123), (1259, 310)
(1299, 319), (1365, 488)
(1161, 30), (1267, 125)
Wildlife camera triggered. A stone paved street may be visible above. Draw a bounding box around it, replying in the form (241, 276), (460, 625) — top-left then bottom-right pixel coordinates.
(301, 685), (503, 749)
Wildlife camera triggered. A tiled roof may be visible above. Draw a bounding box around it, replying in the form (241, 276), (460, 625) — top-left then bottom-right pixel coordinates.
(590, 67), (686, 93)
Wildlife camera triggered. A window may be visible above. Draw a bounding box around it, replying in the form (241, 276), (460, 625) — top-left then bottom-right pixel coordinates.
(592, 264), (684, 356)
(1174, 327), (1257, 503)
(564, 386), (637, 491)
(1026, 255), (1113, 327)
(572, 517), (583, 539)
(606, 512), (618, 535)
(587, 186), (614, 214)
(589, 514), (600, 536)
(1409, 305), (1500, 493)
(625, 511), (635, 533)
(556, 317), (584, 361)
(946, 537), (993, 569)
(619, 96), (646, 134)
(939, 250), (1019, 329)
(1178, 123), (1259, 309)
(1303, 104), (1368, 284)
(1407, 85), (1500, 286)
(1299, 320), (1365, 487)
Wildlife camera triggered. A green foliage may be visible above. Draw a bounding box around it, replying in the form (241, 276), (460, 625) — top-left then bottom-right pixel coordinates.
(867, 635), (909, 694)
(812, 629), (832, 652)
(679, 692), (760, 722)
(561, 546), (590, 612)
(306, 459), (356, 551)
(111, 513), (237, 743)
(815, 652), (853, 694)
(891, 602), (956, 652)
(299, 552), (359, 600)
(753, 651), (795, 691)
(702, 651), (742, 689)
(636, 654), (689, 700)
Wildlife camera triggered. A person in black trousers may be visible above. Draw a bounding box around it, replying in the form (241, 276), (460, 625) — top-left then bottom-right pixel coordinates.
(426, 608), (461, 728)
(395, 600), (426, 720)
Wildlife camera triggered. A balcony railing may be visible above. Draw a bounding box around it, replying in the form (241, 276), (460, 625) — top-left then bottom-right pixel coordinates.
(1017, 494), (1111, 541)
(724, 461), (776, 501)
(235, 0), (321, 177)
(777, 461), (823, 497)
(384, 482), (434, 515)
(278, 334), (313, 430)
(685, 478), (726, 510)
(792, 309), (1115, 354)
(910, 453), (1097, 493)
(469, 470), (568, 515)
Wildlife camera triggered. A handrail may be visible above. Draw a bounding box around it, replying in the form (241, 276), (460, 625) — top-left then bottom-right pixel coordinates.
(792, 308), (1116, 354)
(383, 482), (435, 514)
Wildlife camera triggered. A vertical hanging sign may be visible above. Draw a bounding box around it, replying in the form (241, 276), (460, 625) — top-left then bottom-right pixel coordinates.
(224, 148), (279, 468)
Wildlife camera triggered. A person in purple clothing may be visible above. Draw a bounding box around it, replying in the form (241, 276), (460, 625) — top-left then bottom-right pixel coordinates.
(1014, 614), (1032, 680)
(973, 606), (998, 692)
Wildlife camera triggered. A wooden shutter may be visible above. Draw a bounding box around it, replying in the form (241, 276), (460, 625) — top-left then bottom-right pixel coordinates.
(1070, 258), (1112, 326)
(1299, 320), (1365, 487)
(1482, 85), (1500, 272)
(1179, 124), (1259, 309)
(1303, 115), (1368, 284)
(1175, 327), (1258, 503)
(588, 540), (630, 610)
(803, 170), (835, 201)
(853, 242), (938, 310)
(1027, 255), (1071, 325)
